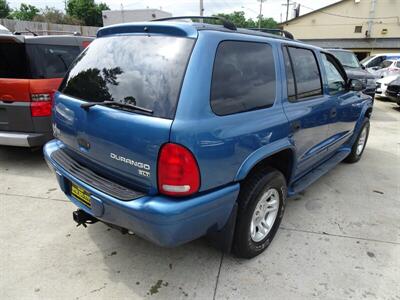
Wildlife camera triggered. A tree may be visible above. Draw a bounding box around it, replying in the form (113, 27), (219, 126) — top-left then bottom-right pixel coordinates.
(10, 3), (39, 21)
(259, 17), (278, 29)
(0, 0), (11, 18)
(212, 11), (278, 29)
(33, 7), (83, 25)
(213, 11), (249, 28)
(66, 0), (109, 26)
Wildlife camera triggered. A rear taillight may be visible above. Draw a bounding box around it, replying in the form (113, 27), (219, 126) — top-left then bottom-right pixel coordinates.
(157, 143), (200, 196)
(30, 93), (53, 117)
(82, 41), (91, 48)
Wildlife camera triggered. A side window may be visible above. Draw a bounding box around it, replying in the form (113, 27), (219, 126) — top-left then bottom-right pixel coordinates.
(283, 46), (322, 101)
(283, 47), (296, 101)
(368, 56), (384, 68)
(210, 41), (276, 115)
(321, 53), (346, 95)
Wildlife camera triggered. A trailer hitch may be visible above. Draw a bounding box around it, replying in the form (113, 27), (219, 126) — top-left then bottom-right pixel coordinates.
(73, 209), (98, 228)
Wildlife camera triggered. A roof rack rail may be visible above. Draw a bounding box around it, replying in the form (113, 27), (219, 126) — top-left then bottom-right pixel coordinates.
(249, 28), (294, 40)
(152, 16), (237, 31)
(13, 29), (82, 36)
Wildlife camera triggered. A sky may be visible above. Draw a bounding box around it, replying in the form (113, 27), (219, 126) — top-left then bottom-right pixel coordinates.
(7, 0), (341, 23)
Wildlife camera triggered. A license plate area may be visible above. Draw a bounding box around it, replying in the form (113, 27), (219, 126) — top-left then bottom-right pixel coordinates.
(71, 183), (91, 208)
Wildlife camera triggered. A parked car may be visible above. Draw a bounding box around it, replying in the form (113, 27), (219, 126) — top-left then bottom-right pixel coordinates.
(327, 49), (376, 97)
(375, 75), (399, 99)
(386, 77), (400, 106)
(0, 33), (92, 147)
(44, 17), (372, 258)
(361, 53), (400, 71)
(370, 59), (400, 78)
(0, 24), (11, 34)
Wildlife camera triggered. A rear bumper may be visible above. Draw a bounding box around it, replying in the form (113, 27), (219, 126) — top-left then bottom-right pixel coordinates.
(0, 131), (52, 147)
(44, 140), (240, 247)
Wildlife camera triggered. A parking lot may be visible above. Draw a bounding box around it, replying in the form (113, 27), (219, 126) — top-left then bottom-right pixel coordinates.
(0, 100), (399, 300)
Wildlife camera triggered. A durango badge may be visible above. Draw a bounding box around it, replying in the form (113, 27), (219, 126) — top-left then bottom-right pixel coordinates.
(110, 153), (150, 177)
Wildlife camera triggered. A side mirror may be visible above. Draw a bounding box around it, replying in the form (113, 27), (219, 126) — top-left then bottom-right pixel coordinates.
(372, 66), (379, 70)
(349, 79), (364, 91)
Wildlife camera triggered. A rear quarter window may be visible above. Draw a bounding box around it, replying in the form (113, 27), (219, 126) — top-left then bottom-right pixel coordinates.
(0, 43), (29, 78)
(210, 41), (276, 115)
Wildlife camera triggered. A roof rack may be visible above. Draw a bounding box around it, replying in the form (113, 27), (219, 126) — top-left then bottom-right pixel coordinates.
(13, 29), (83, 36)
(152, 16), (237, 31)
(249, 28), (294, 40)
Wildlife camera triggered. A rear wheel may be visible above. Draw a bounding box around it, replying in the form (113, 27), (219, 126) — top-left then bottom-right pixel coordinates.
(344, 118), (370, 163)
(233, 167), (286, 258)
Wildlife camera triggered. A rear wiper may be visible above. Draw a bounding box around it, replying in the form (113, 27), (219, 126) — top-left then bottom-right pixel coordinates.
(81, 101), (153, 114)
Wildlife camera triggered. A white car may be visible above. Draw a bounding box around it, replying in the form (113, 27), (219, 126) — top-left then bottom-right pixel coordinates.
(361, 53), (400, 71)
(375, 75), (400, 98)
(0, 25), (11, 35)
(370, 59), (400, 78)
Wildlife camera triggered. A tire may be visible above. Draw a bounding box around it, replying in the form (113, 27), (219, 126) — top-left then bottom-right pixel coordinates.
(344, 118), (370, 163)
(233, 167), (286, 258)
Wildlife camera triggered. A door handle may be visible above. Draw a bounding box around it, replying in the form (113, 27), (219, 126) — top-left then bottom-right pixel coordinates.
(330, 108), (337, 118)
(291, 121), (301, 132)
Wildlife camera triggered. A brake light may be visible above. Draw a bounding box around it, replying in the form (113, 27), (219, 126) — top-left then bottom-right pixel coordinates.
(30, 93), (53, 117)
(82, 41), (91, 48)
(157, 143), (200, 196)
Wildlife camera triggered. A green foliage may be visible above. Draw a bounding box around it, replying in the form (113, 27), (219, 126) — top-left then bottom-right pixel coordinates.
(258, 17), (278, 29)
(212, 11), (278, 29)
(10, 3), (39, 21)
(66, 0), (109, 26)
(33, 6), (83, 25)
(0, 0), (11, 18)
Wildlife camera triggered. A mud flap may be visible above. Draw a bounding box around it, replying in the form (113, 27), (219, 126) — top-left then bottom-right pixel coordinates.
(206, 203), (238, 253)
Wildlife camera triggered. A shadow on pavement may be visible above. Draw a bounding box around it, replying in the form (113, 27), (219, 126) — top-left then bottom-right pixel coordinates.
(86, 223), (222, 297)
(0, 145), (45, 167)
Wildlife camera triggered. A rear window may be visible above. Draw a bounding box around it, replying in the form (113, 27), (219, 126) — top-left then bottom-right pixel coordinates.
(59, 35), (195, 119)
(26, 44), (80, 78)
(0, 42), (80, 79)
(330, 50), (360, 68)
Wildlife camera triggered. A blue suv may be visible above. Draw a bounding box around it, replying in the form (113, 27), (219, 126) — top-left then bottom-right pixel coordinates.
(44, 17), (373, 258)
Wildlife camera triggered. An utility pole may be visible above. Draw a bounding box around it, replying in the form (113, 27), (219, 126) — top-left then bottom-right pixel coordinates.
(200, 0), (204, 16)
(258, 0), (266, 29)
(285, 0), (289, 21)
(367, 0), (376, 38)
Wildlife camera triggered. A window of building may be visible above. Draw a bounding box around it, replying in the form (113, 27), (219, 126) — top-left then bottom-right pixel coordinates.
(354, 26), (362, 33)
(210, 41), (276, 115)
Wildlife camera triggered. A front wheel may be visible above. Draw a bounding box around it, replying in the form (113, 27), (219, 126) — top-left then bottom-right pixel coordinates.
(344, 118), (370, 163)
(233, 167), (286, 258)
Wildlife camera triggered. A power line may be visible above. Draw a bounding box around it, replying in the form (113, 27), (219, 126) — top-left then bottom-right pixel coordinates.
(300, 3), (399, 21)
